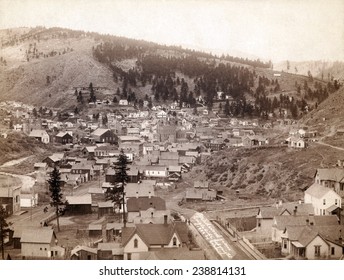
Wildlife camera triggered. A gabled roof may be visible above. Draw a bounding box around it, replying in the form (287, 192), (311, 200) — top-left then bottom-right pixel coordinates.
(274, 215), (339, 230)
(21, 228), (55, 244)
(66, 194), (92, 205)
(56, 132), (73, 138)
(92, 128), (111, 136)
(29, 129), (48, 137)
(125, 183), (155, 198)
(127, 197), (166, 212)
(305, 183), (338, 199)
(316, 168), (344, 182)
(122, 222), (188, 247)
(71, 245), (97, 257)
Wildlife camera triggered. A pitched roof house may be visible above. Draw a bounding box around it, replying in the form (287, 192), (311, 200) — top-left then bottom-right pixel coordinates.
(121, 222), (189, 260)
(21, 228), (65, 259)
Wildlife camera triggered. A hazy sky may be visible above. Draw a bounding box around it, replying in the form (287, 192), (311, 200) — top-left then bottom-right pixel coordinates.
(0, 0), (343, 62)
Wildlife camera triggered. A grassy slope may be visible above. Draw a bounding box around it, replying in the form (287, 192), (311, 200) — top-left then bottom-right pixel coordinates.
(188, 143), (343, 203)
(0, 35), (118, 108)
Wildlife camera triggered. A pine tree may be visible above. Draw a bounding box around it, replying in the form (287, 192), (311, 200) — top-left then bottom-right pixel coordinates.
(0, 205), (11, 260)
(48, 167), (64, 232)
(105, 150), (129, 227)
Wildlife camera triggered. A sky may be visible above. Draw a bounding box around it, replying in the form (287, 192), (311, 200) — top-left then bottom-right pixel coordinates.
(0, 0), (343, 62)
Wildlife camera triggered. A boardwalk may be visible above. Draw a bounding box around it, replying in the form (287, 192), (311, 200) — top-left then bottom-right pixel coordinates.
(191, 212), (235, 259)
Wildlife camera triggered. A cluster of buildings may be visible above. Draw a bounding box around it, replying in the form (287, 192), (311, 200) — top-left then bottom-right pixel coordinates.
(250, 166), (344, 259)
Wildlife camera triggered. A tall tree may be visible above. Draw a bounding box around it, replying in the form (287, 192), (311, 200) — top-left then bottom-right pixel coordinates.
(48, 167), (64, 232)
(0, 205), (11, 260)
(105, 150), (129, 227)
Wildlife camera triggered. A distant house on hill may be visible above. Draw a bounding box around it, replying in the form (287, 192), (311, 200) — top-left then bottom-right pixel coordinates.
(91, 128), (116, 144)
(55, 132), (73, 144)
(29, 129), (50, 144)
(119, 99), (129, 106)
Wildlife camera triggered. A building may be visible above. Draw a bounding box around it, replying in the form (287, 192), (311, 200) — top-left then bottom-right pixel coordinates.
(29, 129), (50, 144)
(304, 183), (342, 216)
(126, 196), (167, 223)
(121, 222), (189, 260)
(0, 185), (21, 215)
(91, 128), (116, 144)
(65, 194), (92, 215)
(21, 228), (65, 259)
(54, 132), (73, 144)
(315, 168), (344, 198)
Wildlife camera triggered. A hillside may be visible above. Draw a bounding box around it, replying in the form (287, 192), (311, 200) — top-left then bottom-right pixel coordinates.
(0, 26), (336, 119)
(0, 29), (118, 108)
(188, 143), (344, 203)
(274, 60), (344, 82)
(0, 132), (51, 166)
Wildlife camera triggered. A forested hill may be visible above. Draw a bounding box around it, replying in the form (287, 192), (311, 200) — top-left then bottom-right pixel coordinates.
(0, 26), (341, 119)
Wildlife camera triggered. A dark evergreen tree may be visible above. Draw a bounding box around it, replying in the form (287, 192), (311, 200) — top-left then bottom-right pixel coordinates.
(105, 150), (129, 227)
(48, 167), (64, 232)
(0, 205), (11, 259)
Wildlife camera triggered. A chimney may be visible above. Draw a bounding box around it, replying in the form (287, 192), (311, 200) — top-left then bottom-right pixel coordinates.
(164, 215), (168, 225)
(148, 191), (151, 199)
(136, 191), (139, 198)
(293, 206), (297, 216)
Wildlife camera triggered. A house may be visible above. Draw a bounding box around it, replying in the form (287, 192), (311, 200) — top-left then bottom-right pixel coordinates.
(29, 129), (50, 144)
(256, 202), (314, 237)
(88, 224), (103, 238)
(126, 196), (167, 223)
(82, 146), (97, 158)
(119, 99), (129, 106)
(42, 153), (65, 167)
(65, 194), (92, 215)
(54, 132), (73, 144)
(0, 185), (21, 215)
(185, 188), (217, 202)
(121, 222), (189, 260)
(289, 137), (306, 149)
(194, 181), (209, 189)
(242, 135), (268, 147)
(94, 145), (117, 157)
(124, 183), (155, 199)
(91, 128), (116, 144)
(97, 242), (124, 260)
(70, 245), (98, 260)
(272, 215), (339, 243)
(156, 110), (168, 118)
(304, 183), (342, 216)
(97, 201), (115, 218)
(71, 163), (94, 181)
(21, 228), (65, 259)
(142, 166), (168, 178)
(315, 168), (344, 198)
(281, 225), (344, 259)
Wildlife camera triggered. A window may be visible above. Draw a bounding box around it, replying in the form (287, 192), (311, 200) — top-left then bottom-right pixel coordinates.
(323, 209), (326, 215)
(335, 199), (338, 205)
(134, 239), (138, 248)
(283, 240), (287, 249)
(331, 247), (335, 255)
(314, 245), (321, 257)
(173, 237), (177, 246)
(323, 199), (326, 205)
(340, 184), (344, 191)
(127, 253), (132, 260)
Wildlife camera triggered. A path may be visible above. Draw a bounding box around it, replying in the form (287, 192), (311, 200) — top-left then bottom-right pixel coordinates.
(315, 141), (344, 152)
(0, 156), (36, 193)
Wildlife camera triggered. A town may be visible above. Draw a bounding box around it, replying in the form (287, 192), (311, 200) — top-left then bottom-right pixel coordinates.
(0, 88), (343, 260)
